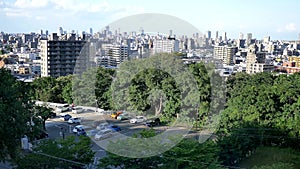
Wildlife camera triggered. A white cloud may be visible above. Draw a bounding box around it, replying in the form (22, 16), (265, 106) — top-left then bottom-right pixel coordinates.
(14, 0), (49, 9)
(277, 22), (297, 32)
(285, 23), (296, 31)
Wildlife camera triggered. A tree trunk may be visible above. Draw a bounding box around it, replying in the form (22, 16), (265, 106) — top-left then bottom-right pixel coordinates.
(155, 96), (163, 116)
(43, 120), (46, 131)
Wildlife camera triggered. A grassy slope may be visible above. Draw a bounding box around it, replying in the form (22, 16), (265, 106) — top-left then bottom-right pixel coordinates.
(238, 146), (300, 169)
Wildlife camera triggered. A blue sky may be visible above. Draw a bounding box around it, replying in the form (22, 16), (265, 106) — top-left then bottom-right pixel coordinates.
(0, 0), (300, 40)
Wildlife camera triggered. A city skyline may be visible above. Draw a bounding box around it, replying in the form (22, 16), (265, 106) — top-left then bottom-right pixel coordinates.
(1, 0), (300, 40)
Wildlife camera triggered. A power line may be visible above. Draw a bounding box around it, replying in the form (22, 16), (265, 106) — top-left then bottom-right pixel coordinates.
(32, 151), (87, 166)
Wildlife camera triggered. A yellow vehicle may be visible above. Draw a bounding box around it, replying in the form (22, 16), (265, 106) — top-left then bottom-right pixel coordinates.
(111, 111), (122, 119)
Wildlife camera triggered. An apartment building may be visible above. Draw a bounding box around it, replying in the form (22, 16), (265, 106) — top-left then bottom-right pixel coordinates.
(39, 33), (86, 77)
(213, 45), (237, 65)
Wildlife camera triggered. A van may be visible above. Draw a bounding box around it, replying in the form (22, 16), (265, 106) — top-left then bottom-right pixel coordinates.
(55, 104), (70, 113)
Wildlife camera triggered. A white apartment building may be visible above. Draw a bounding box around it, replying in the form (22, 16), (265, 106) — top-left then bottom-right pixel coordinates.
(152, 38), (179, 54)
(213, 45), (237, 65)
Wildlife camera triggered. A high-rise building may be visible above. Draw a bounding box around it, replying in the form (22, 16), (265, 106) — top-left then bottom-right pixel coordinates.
(206, 31), (211, 39)
(213, 45), (237, 65)
(239, 32), (244, 39)
(247, 33), (252, 46)
(58, 27), (63, 36)
(223, 32), (227, 41)
(215, 31), (219, 39)
(39, 33), (86, 77)
(102, 44), (129, 65)
(90, 28), (93, 35)
(263, 36), (270, 43)
(152, 38), (179, 54)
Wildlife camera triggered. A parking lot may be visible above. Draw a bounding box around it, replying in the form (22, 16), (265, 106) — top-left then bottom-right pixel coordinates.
(45, 108), (170, 159)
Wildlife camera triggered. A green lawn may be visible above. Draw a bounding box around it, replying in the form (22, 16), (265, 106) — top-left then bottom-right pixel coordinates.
(238, 146), (300, 169)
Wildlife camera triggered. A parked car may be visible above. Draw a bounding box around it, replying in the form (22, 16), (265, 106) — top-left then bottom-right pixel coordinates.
(107, 125), (121, 132)
(68, 117), (81, 124)
(73, 125), (86, 136)
(117, 113), (130, 120)
(36, 131), (49, 140)
(49, 112), (57, 118)
(94, 129), (113, 140)
(130, 116), (147, 124)
(96, 122), (109, 130)
(55, 104), (70, 113)
(72, 107), (84, 114)
(144, 118), (161, 127)
(111, 111), (122, 119)
(86, 129), (99, 137)
(63, 114), (72, 121)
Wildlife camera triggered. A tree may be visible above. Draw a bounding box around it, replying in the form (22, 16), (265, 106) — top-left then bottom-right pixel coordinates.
(30, 77), (62, 103)
(111, 53), (199, 124)
(34, 105), (54, 130)
(14, 136), (95, 169)
(57, 75), (73, 104)
(95, 67), (115, 110)
(128, 68), (181, 118)
(72, 68), (97, 107)
(0, 68), (33, 161)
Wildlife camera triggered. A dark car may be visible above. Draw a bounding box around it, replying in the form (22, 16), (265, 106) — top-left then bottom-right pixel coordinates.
(76, 128), (87, 136)
(108, 125), (121, 132)
(36, 131), (49, 140)
(63, 114), (72, 121)
(50, 112), (57, 118)
(145, 118), (160, 127)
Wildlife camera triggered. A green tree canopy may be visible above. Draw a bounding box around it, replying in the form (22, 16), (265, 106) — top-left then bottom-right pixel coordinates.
(0, 69), (33, 161)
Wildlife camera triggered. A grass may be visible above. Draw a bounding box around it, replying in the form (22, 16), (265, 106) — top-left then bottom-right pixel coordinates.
(238, 146), (300, 169)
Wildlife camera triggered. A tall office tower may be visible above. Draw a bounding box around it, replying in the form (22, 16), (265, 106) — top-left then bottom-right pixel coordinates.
(239, 32), (244, 39)
(223, 32), (227, 41)
(213, 45), (237, 65)
(39, 33), (86, 77)
(216, 31), (219, 39)
(206, 31), (211, 39)
(58, 27), (63, 36)
(90, 28), (93, 35)
(247, 33), (252, 46)
(152, 38), (179, 54)
(40, 29), (43, 35)
(169, 29), (173, 37)
(45, 30), (49, 36)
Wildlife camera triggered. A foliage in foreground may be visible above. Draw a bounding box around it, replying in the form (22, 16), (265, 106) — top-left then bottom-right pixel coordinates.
(14, 136), (95, 169)
(99, 129), (224, 169)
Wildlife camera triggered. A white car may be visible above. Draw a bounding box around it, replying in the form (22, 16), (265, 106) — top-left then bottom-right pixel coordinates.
(72, 107), (84, 114)
(72, 125), (85, 134)
(68, 117), (81, 124)
(86, 129), (99, 137)
(96, 122), (109, 130)
(56, 104), (69, 113)
(94, 129), (113, 140)
(130, 116), (147, 124)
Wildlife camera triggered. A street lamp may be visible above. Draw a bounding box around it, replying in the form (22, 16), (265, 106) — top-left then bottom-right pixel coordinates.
(95, 99), (98, 112)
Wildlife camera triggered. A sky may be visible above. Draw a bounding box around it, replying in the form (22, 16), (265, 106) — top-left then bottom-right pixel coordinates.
(0, 0), (300, 40)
